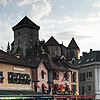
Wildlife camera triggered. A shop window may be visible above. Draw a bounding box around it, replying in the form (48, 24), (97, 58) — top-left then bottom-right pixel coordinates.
(53, 71), (59, 80)
(0, 71), (4, 83)
(8, 72), (16, 83)
(8, 72), (31, 85)
(24, 74), (31, 85)
(17, 73), (24, 84)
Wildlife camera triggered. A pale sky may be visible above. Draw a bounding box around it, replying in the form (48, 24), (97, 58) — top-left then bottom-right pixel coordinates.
(0, 0), (100, 55)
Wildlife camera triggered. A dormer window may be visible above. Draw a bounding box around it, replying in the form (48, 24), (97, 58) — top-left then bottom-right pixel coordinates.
(86, 59), (89, 62)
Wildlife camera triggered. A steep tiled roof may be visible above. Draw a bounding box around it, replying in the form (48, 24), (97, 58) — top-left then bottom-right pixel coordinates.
(0, 50), (33, 68)
(12, 16), (40, 31)
(76, 51), (100, 65)
(45, 36), (60, 46)
(68, 38), (79, 49)
(21, 54), (51, 70)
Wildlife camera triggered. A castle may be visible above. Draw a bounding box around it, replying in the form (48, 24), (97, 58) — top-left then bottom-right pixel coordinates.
(11, 16), (80, 60)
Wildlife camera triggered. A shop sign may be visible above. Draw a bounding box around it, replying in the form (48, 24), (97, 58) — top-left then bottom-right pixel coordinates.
(13, 67), (25, 72)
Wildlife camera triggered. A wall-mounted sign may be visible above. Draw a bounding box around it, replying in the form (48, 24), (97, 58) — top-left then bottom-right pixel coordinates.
(13, 67), (25, 72)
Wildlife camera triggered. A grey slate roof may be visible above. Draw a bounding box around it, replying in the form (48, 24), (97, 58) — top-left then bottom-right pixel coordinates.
(21, 54), (70, 72)
(12, 16), (40, 31)
(68, 38), (79, 49)
(76, 51), (100, 65)
(45, 36), (60, 46)
(0, 50), (34, 68)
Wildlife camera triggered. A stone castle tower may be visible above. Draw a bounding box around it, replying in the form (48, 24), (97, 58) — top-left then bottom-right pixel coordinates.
(67, 38), (80, 59)
(11, 16), (40, 57)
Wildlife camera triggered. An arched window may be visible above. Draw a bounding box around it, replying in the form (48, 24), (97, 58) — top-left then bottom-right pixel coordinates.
(41, 70), (46, 79)
(41, 70), (44, 79)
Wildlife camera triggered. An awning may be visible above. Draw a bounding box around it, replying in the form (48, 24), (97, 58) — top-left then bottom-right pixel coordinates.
(66, 72), (69, 77)
(55, 71), (59, 75)
(42, 70), (46, 74)
(65, 83), (70, 90)
(35, 83), (40, 88)
(0, 96), (33, 99)
(42, 84), (47, 89)
(0, 90), (52, 99)
(55, 84), (58, 87)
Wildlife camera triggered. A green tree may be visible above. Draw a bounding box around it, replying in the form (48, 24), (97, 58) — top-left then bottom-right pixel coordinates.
(16, 46), (20, 54)
(25, 39), (49, 56)
(6, 42), (11, 54)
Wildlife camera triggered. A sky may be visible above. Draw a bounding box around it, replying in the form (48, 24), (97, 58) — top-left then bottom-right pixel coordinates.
(0, 0), (100, 56)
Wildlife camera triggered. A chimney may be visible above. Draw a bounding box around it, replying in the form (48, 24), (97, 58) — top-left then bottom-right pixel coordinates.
(82, 52), (87, 57)
(90, 49), (93, 52)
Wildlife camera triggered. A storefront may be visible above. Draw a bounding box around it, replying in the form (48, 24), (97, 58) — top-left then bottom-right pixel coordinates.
(53, 95), (93, 100)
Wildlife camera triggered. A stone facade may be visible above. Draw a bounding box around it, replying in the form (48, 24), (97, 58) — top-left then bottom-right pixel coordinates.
(11, 16), (40, 57)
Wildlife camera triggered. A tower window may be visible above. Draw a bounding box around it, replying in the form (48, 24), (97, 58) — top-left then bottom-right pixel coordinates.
(18, 39), (20, 44)
(18, 32), (20, 36)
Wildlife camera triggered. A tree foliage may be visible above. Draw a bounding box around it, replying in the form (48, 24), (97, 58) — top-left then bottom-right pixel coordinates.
(6, 42), (11, 54)
(25, 39), (49, 56)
